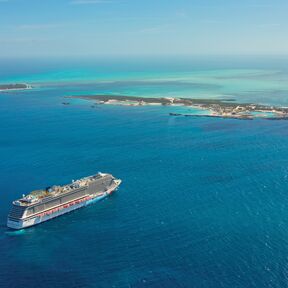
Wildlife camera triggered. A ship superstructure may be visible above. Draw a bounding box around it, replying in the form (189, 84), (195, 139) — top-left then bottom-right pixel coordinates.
(7, 173), (121, 229)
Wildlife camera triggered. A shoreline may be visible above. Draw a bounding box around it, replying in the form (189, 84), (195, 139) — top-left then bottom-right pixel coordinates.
(66, 95), (288, 120)
(0, 83), (32, 91)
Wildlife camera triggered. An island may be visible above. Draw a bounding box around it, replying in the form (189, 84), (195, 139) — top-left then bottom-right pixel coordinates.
(0, 83), (31, 91)
(66, 95), (288, 120)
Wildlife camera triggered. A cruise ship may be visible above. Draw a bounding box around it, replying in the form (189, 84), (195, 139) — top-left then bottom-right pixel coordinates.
(7, 173), (121, 230)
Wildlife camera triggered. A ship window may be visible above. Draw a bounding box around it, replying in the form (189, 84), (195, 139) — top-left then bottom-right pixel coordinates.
(26, 208), (34, 216)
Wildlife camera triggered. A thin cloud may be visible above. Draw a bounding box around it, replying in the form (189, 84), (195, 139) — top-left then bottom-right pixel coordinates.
(0, 37), (50, 44)
(175, 10), (187, 18)
(248, 4), (274, 8)
(71, 0), (115, 4)
(257, 23), (281, 28)
(17, 24), (64, 30)
(139, 25), (172, 34)
(200, 19), (222, 24)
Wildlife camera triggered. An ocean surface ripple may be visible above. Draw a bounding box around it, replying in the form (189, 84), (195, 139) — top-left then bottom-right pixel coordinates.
(1, 59), (288, 287)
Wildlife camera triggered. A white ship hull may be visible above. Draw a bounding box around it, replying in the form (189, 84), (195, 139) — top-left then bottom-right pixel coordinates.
(7, 177), (121, 230)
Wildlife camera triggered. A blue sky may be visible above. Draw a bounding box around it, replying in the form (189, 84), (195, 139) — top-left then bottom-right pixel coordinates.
(0, 0), (287, 57)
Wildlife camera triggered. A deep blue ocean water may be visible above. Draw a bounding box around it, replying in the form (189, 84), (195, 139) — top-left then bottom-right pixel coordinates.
(1, 58), (288, 287)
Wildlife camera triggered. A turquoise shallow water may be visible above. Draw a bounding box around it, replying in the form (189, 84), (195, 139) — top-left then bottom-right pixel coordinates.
(1, 56), (288, 105)
(1, 58), (288, 287)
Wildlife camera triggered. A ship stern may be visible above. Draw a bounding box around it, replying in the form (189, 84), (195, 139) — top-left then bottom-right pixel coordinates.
(7, 218), (24, 230)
